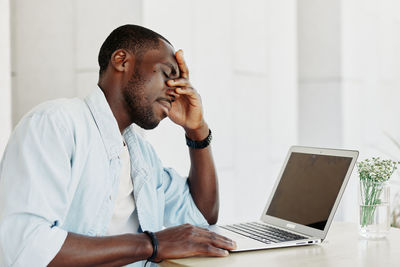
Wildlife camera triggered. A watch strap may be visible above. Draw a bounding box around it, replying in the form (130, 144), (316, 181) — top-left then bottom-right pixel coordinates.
(185, 129), (212, 149)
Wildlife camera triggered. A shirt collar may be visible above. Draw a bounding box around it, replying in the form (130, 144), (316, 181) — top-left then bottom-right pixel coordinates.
(84, 87), (124, 160)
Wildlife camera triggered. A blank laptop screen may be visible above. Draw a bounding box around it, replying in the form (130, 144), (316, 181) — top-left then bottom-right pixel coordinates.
(266, 152), (352, 230)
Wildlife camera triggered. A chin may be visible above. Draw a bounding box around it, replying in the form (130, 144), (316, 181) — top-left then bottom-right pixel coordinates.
(137, 120), (160, 130)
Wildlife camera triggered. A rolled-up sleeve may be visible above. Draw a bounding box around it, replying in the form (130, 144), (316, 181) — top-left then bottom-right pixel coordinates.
(162, 167), (208, 228)
(0, 110), (74, 266)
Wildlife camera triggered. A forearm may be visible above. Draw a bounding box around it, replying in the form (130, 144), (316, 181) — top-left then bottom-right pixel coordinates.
(49, 225), (236, 266)
(48, 232), (152, 267)
(186, 124), (219, 225)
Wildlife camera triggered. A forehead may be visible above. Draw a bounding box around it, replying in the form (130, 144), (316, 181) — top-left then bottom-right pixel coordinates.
(139, 39), (177, 68)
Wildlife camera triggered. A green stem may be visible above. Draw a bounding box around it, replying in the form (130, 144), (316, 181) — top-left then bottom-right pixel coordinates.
(360, 179), (384, 227)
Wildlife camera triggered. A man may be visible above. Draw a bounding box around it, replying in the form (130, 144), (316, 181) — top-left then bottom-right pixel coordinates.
(0, 25), (235, 266)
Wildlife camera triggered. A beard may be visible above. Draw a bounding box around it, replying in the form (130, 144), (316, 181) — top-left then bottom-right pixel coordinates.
(122, 71), (160, 130)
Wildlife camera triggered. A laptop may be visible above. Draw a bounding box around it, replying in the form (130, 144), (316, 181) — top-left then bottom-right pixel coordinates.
(209, 146), (359, 251)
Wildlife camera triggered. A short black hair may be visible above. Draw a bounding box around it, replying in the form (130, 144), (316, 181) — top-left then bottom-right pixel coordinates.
(98, 24), (171, 75)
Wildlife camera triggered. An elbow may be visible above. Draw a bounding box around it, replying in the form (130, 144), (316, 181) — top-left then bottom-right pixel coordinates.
(206, 215), (218, 225)
(204, 207), (219, 225)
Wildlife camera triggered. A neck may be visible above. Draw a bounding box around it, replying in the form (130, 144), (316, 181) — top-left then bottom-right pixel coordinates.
(98, 79), (132, 133)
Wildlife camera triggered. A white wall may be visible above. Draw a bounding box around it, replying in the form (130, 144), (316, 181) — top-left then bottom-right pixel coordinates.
(0, 0), (11, 157)
(298, 0), (343, 148)
(11, 0), (143, 125)
(142, 0), (298, 223)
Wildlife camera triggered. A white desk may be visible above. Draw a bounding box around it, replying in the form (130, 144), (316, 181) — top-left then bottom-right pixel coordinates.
(161, 222), (400, 267)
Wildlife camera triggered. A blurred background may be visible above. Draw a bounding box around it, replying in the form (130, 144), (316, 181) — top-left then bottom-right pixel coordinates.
(1, 0), (400, 225)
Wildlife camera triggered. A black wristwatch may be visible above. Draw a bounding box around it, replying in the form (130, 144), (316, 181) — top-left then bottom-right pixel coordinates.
(185, 129), (212, 149)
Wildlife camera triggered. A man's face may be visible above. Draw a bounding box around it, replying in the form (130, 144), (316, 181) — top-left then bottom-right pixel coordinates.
(122, 40), (180, 129)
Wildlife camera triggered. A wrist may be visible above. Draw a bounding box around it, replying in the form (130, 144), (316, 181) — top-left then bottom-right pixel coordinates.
(138, 233), (154, 260)
(143, 231), (162, 263)
(184, 122), (209, 141)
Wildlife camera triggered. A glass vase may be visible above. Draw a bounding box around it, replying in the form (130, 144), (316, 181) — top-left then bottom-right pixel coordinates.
(359, 180), (390, 239)
(391, 191), (400, 228)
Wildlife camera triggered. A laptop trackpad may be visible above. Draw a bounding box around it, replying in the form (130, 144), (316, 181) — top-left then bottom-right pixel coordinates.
(208, 225), (267, 252)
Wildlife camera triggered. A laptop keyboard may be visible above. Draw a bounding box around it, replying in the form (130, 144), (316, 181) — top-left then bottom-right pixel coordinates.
(221, 222), (307, 244)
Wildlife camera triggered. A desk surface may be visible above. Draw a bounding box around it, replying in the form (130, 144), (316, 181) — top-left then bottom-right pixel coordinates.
(161, 222), (400, 267)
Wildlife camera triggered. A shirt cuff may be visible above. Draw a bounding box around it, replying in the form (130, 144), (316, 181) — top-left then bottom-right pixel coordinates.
(12, 226), (68, 267)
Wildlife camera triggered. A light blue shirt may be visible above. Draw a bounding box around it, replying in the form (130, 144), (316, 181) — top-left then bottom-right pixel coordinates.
(0, 88), (207, 266)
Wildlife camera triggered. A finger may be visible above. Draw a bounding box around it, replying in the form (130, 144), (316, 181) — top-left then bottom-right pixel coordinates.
(176, 49), (189, 79)
(207, 232), (237, 250)
(166, 89), (180, 99)
(192, 228), (237, 250)
(179, 224), (235, 248)
(175, 87), (196, 96)
(167, 78), (191, 88)
(174, 87), (200, 103)
(201, 245), (229, 257)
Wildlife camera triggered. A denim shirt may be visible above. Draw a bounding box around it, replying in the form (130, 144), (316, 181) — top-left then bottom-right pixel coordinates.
(0, 88), (207, 266)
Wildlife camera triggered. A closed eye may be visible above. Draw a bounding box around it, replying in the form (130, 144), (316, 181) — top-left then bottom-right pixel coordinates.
(161, 62), (178, 78)
(163, 70), (171, 78)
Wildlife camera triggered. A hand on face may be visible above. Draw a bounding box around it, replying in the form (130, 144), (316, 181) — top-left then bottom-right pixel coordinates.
(166, 50), (205, 132)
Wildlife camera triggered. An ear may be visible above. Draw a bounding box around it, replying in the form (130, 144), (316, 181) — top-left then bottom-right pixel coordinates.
(110, 49), (133, 72)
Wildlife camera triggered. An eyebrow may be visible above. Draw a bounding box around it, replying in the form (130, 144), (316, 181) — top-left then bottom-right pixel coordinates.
(161, 62), (178, 76)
